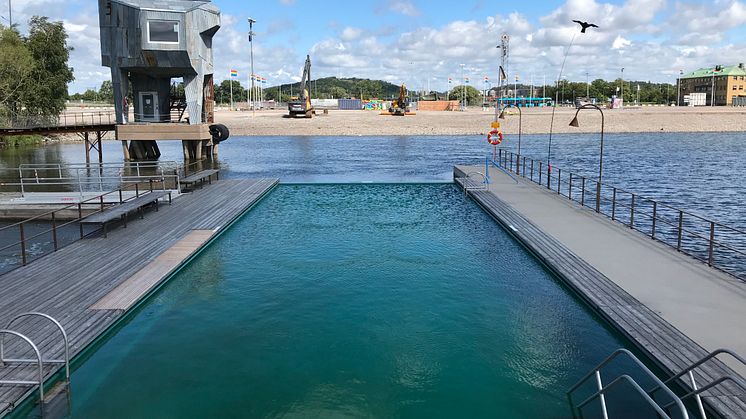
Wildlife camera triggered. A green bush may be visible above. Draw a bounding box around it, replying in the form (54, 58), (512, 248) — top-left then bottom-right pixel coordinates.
(0, 135), (43, 147)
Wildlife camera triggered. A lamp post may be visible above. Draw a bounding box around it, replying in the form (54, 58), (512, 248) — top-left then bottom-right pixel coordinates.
(498, 104), (522, 173)
(460, 63), (465, 109)
(248, 18), (256, 116)
(586, 71), (590, 99)
(620, 68), (625, 109)
(569, 104), (606, 213)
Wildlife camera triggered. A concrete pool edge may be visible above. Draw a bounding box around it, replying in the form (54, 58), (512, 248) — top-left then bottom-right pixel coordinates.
(2, 179), (279, 419)
(454, 166), (746, 418)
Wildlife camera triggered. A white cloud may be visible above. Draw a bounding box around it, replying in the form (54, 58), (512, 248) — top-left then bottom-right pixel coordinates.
(612, 35), (631, 50)
(340, 27), (363, 41)
(388, 0), (420, 17)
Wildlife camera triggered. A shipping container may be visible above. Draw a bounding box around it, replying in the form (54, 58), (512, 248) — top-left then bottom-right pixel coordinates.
(338, 99), (363, 110)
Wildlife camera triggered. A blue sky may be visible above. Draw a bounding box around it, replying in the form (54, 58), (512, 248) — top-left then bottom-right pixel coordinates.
(9, 0), (746, 93)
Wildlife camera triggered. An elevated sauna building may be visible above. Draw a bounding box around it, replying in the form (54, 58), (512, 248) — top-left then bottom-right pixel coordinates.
(98, 0), (223, 160)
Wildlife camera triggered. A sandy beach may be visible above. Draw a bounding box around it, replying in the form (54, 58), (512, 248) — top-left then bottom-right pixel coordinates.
(215, 106), (746, 137)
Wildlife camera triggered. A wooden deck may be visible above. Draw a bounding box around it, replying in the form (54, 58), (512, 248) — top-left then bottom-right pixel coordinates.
(454, 167), (746, 418)
(0, 178), (277, 416)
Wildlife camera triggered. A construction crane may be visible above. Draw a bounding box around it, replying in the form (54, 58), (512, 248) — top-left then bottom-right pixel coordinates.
(288, 55), (314, 118)
(387, 84), (414, 116)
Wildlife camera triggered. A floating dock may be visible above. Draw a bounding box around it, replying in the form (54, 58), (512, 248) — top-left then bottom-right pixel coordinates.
(455, 164), (746, 418)
(0, 178), (278, 415)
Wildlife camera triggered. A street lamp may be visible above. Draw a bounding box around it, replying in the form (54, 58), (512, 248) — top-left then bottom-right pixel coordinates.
(499, 104), (522, 174)
(569, 104), (605, 213)
(248, 18), (256, 116)
(620, 68), (625, 109)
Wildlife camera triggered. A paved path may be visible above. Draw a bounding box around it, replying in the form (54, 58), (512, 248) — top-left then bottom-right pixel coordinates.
(456, 165), (746, 417)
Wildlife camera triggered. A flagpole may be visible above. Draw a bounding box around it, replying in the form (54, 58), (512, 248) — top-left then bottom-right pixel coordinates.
(230, 72), (234, 111)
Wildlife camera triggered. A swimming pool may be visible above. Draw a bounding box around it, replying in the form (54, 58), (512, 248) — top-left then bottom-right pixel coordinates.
(61, 184), (649, 417)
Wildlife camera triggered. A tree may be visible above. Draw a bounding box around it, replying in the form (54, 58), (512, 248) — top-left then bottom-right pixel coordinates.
(21, 17), (75, 116)
(449, 85), (483, 106)
(0, 26), (34, 117)
(98, 80), (114, 103)
(214, 80), (247, 104)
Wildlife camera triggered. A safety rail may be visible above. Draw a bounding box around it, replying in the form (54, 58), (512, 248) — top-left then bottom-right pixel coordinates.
(495, 149), (746, 281)
(651, 349), (746, 419)
(457, 171), (487, 196)
(567, 348), (689, 419)
(0, 111), (116, 130)
(0, 181), (168, 270)
(14, 161), (181, 197)
(0, 312), (69, 407)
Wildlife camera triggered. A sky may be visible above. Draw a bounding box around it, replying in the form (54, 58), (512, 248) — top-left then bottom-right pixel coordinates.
(7, 0), (746, 93)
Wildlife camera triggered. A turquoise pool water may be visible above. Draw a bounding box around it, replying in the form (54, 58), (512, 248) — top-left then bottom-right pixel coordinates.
(65, 184), (644, 418)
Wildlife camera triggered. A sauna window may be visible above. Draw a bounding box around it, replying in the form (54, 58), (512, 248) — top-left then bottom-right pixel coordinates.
(148, 20), (179, 44)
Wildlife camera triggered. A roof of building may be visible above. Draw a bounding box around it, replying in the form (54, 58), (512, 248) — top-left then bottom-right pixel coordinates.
(680, 65), (746, 79)
(111, 0), (216, 13)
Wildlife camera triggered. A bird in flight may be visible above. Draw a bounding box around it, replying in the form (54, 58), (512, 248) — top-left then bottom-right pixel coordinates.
(573, 20), (599, 33)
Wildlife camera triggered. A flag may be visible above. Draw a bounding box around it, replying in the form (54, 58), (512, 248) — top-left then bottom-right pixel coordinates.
(499, 66), (507, 81)
(448, 77), (453, 84)
(465, 77), (470, 84)
(230, 70), (238, 78)
(261, 77), (267, 84)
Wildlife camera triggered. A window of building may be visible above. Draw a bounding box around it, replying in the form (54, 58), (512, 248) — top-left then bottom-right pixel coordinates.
(734, 85), (738, 90)
(147, 20), (179, 44)
(740, 85), (744, 90)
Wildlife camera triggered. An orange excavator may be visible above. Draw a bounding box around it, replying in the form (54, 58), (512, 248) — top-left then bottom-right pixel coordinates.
(385, 84), (415, 116)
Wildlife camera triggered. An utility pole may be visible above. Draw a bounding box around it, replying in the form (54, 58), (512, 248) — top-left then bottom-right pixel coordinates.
(7, 0), (11, 27)
(460, 63), (465, 109)
(621, 67), (624, 109)
(248, 18), (256, 116)
(586, 71), (590, 99)
(677, 69), (683, 106)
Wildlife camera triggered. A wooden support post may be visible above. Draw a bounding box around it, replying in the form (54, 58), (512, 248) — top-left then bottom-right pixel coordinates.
(121, 140), (131, 161)
(96, 131), (104, 166)
(212, 143), (219, 159)
(84, 132), (91, 165)
(182, 140), (191, 160)
(194, 140), (203, 160)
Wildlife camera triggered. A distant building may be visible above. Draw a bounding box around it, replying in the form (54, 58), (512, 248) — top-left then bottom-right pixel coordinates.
(677, 64), (746, 106)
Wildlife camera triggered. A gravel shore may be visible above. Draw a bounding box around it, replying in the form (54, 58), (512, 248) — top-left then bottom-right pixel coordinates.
(215, 106), (746, 137)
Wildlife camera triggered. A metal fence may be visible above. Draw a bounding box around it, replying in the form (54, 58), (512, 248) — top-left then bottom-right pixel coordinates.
(0, 111), (116, 130)
(494, 149), (746, 281)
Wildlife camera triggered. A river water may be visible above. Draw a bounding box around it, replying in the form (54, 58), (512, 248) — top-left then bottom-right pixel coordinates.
(1, 132), (743, 229)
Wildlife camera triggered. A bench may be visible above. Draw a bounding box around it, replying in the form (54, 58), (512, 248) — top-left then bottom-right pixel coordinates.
(180, 169), (219, 190)
(81, 190), (172, 237)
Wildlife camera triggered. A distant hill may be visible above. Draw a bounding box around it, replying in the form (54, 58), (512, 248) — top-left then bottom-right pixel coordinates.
(267, 77), (404, 101)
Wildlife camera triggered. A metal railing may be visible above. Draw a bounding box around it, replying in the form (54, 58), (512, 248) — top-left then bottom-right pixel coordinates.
(14, 161), (181, 197)
(651, 349), (746, 419)
(495, 149), (746, 281)
(567, 348), (689, 419)
(0, 181), (168, 271)
(0, 111), (116, 130)
(0, 313), (70, 406)
(456, 171), (487, 196)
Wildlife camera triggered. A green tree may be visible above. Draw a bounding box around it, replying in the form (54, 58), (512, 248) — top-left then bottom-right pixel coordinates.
(214, 80), (247, 104)
(98, 80), (114, 103)
(0, 26), (34, 117)
(449, 85), (483, 106)
(21, 17), (75, 116)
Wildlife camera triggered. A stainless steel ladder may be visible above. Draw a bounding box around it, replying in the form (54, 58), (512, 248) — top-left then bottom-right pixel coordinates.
(0, 312), (70, 407)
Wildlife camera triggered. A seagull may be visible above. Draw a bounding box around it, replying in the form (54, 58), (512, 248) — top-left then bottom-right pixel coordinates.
(573, 20), (599, 33)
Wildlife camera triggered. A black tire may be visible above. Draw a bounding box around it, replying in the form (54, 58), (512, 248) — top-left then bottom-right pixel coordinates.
(209, 124), (230, 144)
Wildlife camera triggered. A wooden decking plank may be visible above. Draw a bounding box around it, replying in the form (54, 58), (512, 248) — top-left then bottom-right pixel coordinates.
(0, 179), (277, 414)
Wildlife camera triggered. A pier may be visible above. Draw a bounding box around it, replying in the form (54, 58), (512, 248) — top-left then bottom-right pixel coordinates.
(455, 163), (746, 418)
(0, 178), (277, 415)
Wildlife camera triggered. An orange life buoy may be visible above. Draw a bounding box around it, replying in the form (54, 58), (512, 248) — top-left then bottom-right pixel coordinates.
(487, 129), (503, 145)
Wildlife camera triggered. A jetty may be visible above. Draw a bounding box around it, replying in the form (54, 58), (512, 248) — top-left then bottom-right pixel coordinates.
(455, 157), (746, 418)
(0, 178), (277, 415)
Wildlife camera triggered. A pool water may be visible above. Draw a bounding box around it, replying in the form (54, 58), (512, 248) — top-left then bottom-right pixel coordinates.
(65, 184), (648, 418)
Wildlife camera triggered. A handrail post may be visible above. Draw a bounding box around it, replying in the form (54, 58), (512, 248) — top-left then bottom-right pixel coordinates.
(677, 211), (683, 251)
(595, 182), (601, 213)
(651, 201), (657, 238)
(78, 203), (84, 239)
(611, 188), (617, 220)
(522, 156), (526, 177)
(630, 194), (636, 229)
(557, 168), (562, 195)
(546, 164), (551, 189)
(569, 173), (573, 200)
(708, 222), (715, 266)
(19, 223), (27, 266)
(581, 177), (586, 207)
(530, 159), (534, 181)
(135, 183), (140, 198)
(595, 371), (610, 419)
(539, 161), (543, 185)
(51, 212), (58, 251)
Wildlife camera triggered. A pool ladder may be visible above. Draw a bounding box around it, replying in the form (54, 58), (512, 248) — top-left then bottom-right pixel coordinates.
(0, 312), (70, 410)
(567, 348), (746, 419)
(457, 171), (488, 197)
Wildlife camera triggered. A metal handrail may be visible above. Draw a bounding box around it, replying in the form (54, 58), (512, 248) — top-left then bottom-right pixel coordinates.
(567, 348), (689, 419)
(1, 313), (70, 382)
(575, 375), (674, 419)
(458, 171), (488, 196)
(650, 348), (746, 419)
(497, 148), (746, 280)
(0, 330), (44, 402)
(0, 111), (116, 130)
